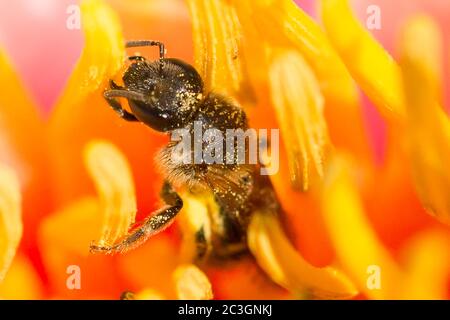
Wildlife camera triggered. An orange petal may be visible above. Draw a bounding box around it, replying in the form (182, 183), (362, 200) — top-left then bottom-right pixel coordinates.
(38, 198), (124, 298)
(400, 230), (450, 299)
(206, 256), (289, 300)
(116, 234), (180, 298)
(0, 49), (50, 265)
(248, 210), (358, 299)
(108, 0), (193, 62)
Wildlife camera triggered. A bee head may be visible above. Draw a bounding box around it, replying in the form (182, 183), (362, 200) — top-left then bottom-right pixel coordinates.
(122, 58), (204, 132)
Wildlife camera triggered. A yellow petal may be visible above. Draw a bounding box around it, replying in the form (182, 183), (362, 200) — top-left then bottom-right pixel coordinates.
(173, 264), (213, 300)
(0, 164), (22, 282)
(234, 0), (358, 107)
(186, 0), (255, 104)
(177, 192), (214, 262)
(0, 254), (43, 299)
(400, 230), (450, 300)
(38, 198), (124, 297)
(320, 0), (404, 119)
(133, 288), (166, 300)
(269, 50), (330, 191)
(248, 210), (358, 299)
(51, 0), (124, 121)
(321, 155), (403, 299)
(84, 140), (137, 246)
(400, 16), (450, 225)
(400, 16), (443, 101)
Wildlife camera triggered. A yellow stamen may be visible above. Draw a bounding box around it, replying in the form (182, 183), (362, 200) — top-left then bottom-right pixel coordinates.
(173, 264), (213, 300)
(400, 231), (450, 299)
(269, 50), (330, 191)
(52, 0), (124, 121)
(234, 0), (358, 106)
(84, 140), (137, 246)
(178, 192), (213, 262)
(248, 210), (358, 299)
(186, 0), (255, 103)
(321, 155), (403, 299)
(0, 164), (22, 282)
(320, 0), (404, 119)
(400, 16), (450, 225)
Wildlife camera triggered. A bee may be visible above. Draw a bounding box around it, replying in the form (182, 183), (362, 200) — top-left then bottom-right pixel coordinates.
(90, 40), (280, 259)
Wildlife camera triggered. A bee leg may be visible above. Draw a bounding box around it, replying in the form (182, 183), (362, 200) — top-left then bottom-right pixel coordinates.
(90, 181), (183, 254)
(104, 82), (139, 122)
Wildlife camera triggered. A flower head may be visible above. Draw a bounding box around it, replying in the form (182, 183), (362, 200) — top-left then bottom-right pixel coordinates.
(0, 0), (449, 300)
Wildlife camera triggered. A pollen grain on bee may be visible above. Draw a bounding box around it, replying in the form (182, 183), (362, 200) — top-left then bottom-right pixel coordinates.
(169, 121), (279, 176)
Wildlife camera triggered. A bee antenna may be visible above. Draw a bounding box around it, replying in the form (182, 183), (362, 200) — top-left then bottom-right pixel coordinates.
(125, 40), (166, 60)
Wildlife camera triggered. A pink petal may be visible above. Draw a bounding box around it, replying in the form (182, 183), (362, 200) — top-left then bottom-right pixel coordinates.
(0, 0), (83, 115)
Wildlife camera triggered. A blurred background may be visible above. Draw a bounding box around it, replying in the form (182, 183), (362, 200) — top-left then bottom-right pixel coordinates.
(0, 0), (449, 114)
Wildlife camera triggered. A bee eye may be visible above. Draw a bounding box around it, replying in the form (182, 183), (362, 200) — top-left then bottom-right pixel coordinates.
(121, 58), (203, 132)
